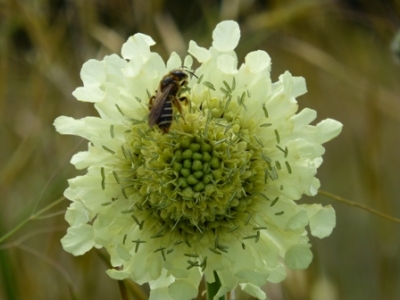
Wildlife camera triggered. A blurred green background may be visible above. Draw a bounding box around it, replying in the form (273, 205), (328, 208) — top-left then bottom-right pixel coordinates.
(1, 0), (400, 299)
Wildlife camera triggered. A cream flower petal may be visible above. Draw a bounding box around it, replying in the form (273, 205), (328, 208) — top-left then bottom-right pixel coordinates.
(106, 268), (132, 280)
(80, 59), (106, 86)
(217, 54), (238, 74)
(243, 50), (271, 74)
(188, 40), (211, 63)
(103, 55), (127, 85)
(285, 210), (309, 231)
(122, 56), (144, 78)
(183, 55), (193, 69)
(308, 177), (322, 196)
(72, 86), (105, 102)
(284, 244), (313, 269)
(61, 224), (95, 256)
(54, 116), (119, 150)
(54, 116), (107, 137)
(291, 108), (317, 127)
(150, 271), (174, 287)
(239, 283), (267, 300)
(316, 118), (343, 143)
(291, 76), (307, 98)
(215, 269), (238, 298)
(64, 201), (90, 226)
(264, 263), (286, 283)
(149, 272), (175, 300)
(70, 146), (111, 169)
(168, 271), (201, 300)
(307, 204), (336, 238)
(212, 20), (240, 52)
(166, 52), (183, 70)
(121, 33), (155, 60)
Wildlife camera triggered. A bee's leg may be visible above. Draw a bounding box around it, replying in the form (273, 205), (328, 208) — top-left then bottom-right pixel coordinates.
(179, 80), (190, 95)
(178, 96), (188, 105)
(149, 96), (155, 110)
(173, 97), (186, 124)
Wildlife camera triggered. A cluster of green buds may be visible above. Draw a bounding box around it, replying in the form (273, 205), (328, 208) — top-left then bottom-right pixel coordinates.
(172, 136), (220, 196)
(115, 105), (263, 239)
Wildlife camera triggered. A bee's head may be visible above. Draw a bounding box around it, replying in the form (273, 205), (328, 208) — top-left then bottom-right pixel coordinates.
(170, 69), (188, 81)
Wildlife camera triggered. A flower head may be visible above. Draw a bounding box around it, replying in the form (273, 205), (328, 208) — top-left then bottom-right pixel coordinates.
(55, 20), (342, 299)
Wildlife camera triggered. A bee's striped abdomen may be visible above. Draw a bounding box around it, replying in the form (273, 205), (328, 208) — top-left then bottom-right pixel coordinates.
(148, 68), (190, 133)
(157, 97), (173, 132)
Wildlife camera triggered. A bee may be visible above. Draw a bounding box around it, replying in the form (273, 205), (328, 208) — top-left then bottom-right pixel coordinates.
(148, 69), (191, 133)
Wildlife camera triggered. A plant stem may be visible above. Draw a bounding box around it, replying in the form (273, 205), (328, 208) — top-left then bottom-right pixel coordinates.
(318, 190), (400, 224)
(0, 196), (65, 243)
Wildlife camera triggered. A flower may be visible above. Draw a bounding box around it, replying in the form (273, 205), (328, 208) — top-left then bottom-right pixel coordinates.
(55, 20), (342, 300)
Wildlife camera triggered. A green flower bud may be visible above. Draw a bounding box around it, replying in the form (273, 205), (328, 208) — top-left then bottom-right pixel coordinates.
(201, 142), (212, 152)
(203, 162), (210, 174)
(202, 152), (212, 162)
(182, 149), (193, 159)
(230, 198), (239, 207)
(193, 182), (205, 192)
(193, 171), (204, 179)
(231, 123), (240, 133)
(237, 141), (247, 151)
(173, 161), (182, 173)
(190, 143), (201, 152)
(204, 184), (216, 196)
(212, 169), (223, 180)
(210, 157), (220, 169)
(180, 137), (192, 149)
(202, 174), (213, 184)
(192, 160), (202, 171)
(181, 187), (194, 198)
(180, 168), (191, 178)
(192, 153), (203, 160)
(187, 175), (198, 185)
(177, 177), (188, 188)
(211, 108), (221, 118)
(183, 159), (192, 169)
(174, 149), (183, 162)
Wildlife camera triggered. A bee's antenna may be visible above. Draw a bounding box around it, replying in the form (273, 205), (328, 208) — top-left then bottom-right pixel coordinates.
(180, 65), (198, 79)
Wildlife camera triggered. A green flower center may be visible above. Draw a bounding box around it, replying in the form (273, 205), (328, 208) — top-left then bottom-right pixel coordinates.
(110, 90), (284, 242)
(120, 110), (258, 237)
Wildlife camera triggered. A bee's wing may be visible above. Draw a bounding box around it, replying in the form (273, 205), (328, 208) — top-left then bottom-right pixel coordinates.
(148, 84), (175, 127)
